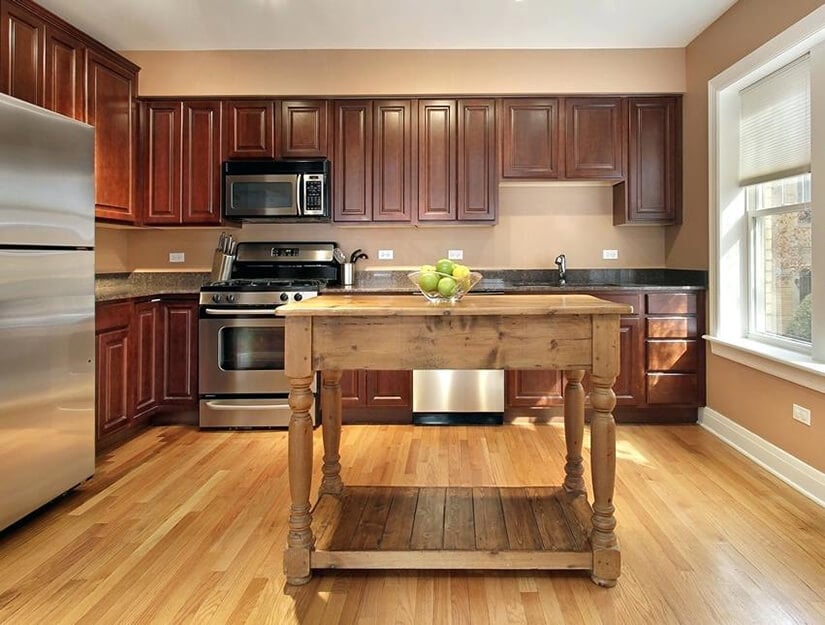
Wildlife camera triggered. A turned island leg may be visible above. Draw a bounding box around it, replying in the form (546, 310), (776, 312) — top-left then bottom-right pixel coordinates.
(562, 369), (586, 494)
(319, 370), (344, 496)
(589, 315), (621, 587)
(284, 317), (315, 586)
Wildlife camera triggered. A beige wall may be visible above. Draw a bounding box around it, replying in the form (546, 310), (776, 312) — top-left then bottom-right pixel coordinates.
(113, 185), (664, 271)
(101, 48), (683, 273)
(682, 0), (825, 474)
(96, 228), (129, 273)
(123, 49), (685, 97)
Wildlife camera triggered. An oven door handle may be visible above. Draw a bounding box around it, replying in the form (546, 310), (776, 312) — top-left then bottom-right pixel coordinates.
(203, 400), (292, 411)
(203, 308), (281, 316)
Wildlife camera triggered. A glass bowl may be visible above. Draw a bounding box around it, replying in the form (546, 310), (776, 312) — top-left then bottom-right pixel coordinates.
(407, 270), (483, 303)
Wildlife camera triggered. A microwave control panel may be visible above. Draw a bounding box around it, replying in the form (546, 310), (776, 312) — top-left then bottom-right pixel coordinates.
(303, 174), (325, 215)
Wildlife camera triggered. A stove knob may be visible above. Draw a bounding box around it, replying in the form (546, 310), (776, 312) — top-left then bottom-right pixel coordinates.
(211, 293), (222, 303)
(294, 293), (303, 302)
(226, 294), (236, 303)
(280, 292), (289, 302)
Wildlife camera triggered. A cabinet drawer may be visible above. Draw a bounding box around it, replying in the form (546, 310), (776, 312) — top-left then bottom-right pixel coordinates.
(646, 317), (697, 338)
(647, 340), (698, 371)
(647, 373), (698, 405)
(96, 301), (132, 331)
(590, 292), (642, 315)
(647, 292), (697, 314)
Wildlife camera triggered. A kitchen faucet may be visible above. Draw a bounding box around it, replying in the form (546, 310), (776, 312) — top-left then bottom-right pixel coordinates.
(554, 254), (567, 286)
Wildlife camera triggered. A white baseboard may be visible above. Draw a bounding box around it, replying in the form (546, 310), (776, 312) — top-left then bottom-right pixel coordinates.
(698, 407), (825, 508)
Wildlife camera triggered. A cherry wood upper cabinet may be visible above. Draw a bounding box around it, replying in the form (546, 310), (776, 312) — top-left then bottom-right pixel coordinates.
(458, 99), (496, 221)
(0, 1), (45, 106)
(333, 100), (372, 222)
(223, 100), (274, 159)
(86, 48), (138, 223)
(500, 98), (560, 179)
(417, 99), (457, 221)
(373, 100), (415, 222)
(564, 97), (624, 179)
(614, 96), (682, 225)
(182, 100), (222, 224)
(142, 100), (182, 225)
(44, 26), (84, 121)
(281, 99), (328, 158)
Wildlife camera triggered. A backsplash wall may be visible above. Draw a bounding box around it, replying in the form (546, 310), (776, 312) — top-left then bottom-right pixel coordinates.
(97, 185), (665, 273)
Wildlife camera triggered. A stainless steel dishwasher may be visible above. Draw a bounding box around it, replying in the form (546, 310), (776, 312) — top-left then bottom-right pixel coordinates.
(412, 370), (505, 425)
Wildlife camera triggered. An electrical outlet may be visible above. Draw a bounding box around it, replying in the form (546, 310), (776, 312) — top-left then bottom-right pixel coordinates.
(169, 252), (185, 263)
(378, 249), (394, 260)
(793, 403), (811, 426)
(602, 249), (619, 260)
(447, 249), (464, 261)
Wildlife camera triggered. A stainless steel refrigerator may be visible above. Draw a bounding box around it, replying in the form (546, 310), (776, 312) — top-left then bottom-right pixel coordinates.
(0, 93), (95, 531)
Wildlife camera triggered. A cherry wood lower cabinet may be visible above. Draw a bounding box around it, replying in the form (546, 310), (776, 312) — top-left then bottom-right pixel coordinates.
(340, 370), (413, 424)
(95, 296), (198, 452)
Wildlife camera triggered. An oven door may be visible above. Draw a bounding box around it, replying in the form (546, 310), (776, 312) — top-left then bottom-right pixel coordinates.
(224, 174), (299, 219)
(199, 312), (292, 395)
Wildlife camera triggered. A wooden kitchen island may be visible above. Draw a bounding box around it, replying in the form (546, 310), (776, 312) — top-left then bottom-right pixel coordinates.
(278, 294), (631, 587)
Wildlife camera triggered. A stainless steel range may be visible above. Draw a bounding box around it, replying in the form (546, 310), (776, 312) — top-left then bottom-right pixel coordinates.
(198, 241), (340, 428)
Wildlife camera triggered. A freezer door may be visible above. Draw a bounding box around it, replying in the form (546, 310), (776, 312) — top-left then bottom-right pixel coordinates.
(0, 93), (94, 248)
(0, 249), (95, 530)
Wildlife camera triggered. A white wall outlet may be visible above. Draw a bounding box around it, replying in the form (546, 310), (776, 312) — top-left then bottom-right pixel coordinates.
(793, 403), (812, 426)
(602, 249), (619, 260)
(169, 252), (185, 263)
(378, 249), (394, 260)
(447, 249), (464, 261)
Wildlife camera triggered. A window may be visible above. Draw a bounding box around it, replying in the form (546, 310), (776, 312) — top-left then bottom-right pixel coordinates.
(737, 54), (812, 352)
(710, 12), (825, 389)
(746, 174), (812, 345)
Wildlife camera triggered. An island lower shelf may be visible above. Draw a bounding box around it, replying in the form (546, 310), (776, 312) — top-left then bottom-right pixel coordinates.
(310, 485), (594, 571)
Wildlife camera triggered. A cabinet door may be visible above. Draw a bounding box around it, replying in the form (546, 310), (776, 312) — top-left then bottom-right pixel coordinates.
(132, 301), (160, 417)
(340, 370), (366, 408)
(333, 100), (372, 222)
(96, 327), (130, 437)
(564, 97), (623, 179)
(373, 100), (414, 222)
(458, 99), (496, 221)
(182, 100), (222, 224)
(44, 26), (84, 121)
(142, 100), (182, 225)
(506, 370), (564, 408)
(281, 99), (328, 158)
(223, 100), (274, 159)
(365, 370), (412, 408)
(0, 1), (45, 106)
(615, 96), (681, 225)
(500, 98), (560, 179)
(161, 300), (198, 404)
(86, 48), (137, 222)
(613, 317), (644, 406)
(418, 99), (456, 221)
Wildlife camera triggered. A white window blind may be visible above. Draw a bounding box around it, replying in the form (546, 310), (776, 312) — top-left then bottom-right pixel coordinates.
(739, 54), (810, 186)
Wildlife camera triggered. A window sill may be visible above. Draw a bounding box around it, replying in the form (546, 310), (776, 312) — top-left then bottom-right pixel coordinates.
(705, 335), (825, 392)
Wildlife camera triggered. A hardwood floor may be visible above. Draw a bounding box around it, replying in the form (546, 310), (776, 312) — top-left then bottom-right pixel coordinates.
(0, 423), (823, 624)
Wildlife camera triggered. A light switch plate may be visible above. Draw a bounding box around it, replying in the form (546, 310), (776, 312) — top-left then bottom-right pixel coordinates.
(169, 252), (185, 263)
(602, 249), (619, 260)
(447, 249), (464, 260)
(793, 403), (811, 426)
(378, 249), (394, 260)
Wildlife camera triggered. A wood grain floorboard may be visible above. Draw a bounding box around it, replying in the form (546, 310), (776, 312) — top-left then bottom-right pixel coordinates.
(0, 423), (823, 624)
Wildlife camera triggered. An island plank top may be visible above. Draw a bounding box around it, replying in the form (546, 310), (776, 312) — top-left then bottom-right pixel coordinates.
(276, 293), (633, 317)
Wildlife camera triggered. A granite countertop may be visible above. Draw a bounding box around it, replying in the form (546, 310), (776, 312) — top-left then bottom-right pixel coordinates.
(323, 268), (708, 295)
(96, 272), (210, 302)
(96, 268), (707, 303)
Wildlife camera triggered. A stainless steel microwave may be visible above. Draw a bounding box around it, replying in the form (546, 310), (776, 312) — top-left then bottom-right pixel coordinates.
(222, 159), (330, 222)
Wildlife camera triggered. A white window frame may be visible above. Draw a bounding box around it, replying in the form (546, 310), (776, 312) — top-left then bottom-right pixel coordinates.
(708, 6), (825, 392)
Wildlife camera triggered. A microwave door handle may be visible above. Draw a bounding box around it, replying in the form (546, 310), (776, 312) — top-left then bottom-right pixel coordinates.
(295, 174), (303, 215)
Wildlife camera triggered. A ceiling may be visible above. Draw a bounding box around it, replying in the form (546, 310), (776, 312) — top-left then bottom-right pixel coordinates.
(35, 0), (738, 51)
